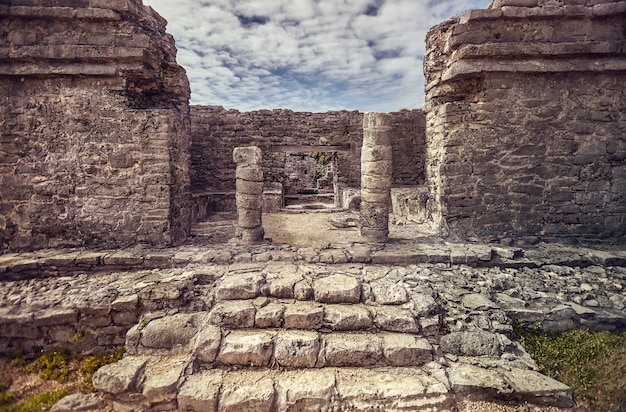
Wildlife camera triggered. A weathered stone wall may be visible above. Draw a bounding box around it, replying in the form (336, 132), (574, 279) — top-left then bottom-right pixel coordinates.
(424, 0), (626, 243)
(0, 0), (192, 251)
(190, 106), (425, 196)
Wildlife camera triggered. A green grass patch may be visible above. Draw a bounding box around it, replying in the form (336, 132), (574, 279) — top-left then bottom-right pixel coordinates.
(0, 389), (67, 412)
(514, 324), (626, 411)
(24, 350), (71, 383)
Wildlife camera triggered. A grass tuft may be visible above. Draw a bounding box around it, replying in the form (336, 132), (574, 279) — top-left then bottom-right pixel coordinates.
(514, 323), (626, 411)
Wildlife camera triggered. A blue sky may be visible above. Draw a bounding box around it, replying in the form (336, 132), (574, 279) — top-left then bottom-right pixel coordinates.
(143, 0), (492, 112)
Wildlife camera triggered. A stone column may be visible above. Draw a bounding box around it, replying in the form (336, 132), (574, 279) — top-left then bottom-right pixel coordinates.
(233, 146), (264, 244)
(360, 112), (392, 242)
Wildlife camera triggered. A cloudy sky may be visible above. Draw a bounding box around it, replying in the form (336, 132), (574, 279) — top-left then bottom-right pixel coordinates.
(143, 0), (492, 112)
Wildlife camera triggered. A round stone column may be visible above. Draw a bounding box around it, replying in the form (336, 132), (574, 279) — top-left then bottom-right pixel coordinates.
(233, 146), (264, 244)
(360, 112), (392, 243)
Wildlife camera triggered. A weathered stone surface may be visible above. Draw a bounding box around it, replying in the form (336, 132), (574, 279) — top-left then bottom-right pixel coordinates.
(283, 302), (324, 329)
(440, 331), (504, 357)
(217, 331), (274, 367)
(50, 393), (104, 412)
(177, 370), (222, 412)
(313, 274), (361, 304)
(335, 368), (448, 410)
(276, 370), (336, 412)
(192, 325), (222, 363)
(374, 306), (420, 333)
(140, 313), (205, 350)
(208, 301), (256, 328)
(267, 272), (301, 299)
(274, 331), (321, 368)
(142, 360), (185, 403)
(382, 333), (433, 366)
(447, 363), (509, 395)
(216, 272), (264, 300)
(92, 356), (147, 395)
(503, 368), (574, 407)
(370, 280), (409, 305)
(220, 372), (275, 412)
(324, 304), (373, 330)
(461, 294), (499, 311)
(321, 333), (382, 366)
(255, 303), (285, 328)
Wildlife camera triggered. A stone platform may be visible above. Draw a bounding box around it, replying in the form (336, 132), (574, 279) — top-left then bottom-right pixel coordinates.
(1, 240), (625, 411)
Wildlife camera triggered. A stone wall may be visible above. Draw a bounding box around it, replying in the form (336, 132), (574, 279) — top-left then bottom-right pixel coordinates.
(0, 0), (192, 251)
(423, 0), (626, 243)
(190, 106), (425, 198)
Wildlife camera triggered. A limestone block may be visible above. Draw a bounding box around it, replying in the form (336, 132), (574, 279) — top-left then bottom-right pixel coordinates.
(142, 361), (185, 403)
(217, 331), (274, 367)
(237, 208), (263, 228)
(255, 303), (285, 328)
(236, 179), (264, 196)
(361, 146), (392, 162)
(192, 325), (221, 364)
(439, 330), (504, 357)
(50, 393), (104, 412)
(370, 280), (408, 305)
(461, 293), (499, 311)
(276, 370), (336, 412)
(236, 227), (265, 244)
(235, 193), (263, 210)
(335, 368), (449, 411)
(502, 368), (574, 407)
(274, 331), (321, 368)
(447, 363), (509, 395)
(361, 175), (393, 191)
(360, 189), (391, 203)
(373, 306), (420, 333)
(177, 370), (222, 412)
(323, 304), (373, 330)
(362, 129), (392, 146)
(283, 302), (324, 329)
(313, 274), (362, 304)
(220, 372), (275, 412)
(321, 333), (382, 366)
(293, 279), (314, 300)
(382, 333), (433, 366)
(267, 272), (302, 298)
(235, 166), (263, 182)
(92, 356), (147, 395)
(208, 301), (256, 329)
(233, 146), (262, 166)
(361, 160), (393, 176)
(412, 293), (439, 316)
(140, 313), (206, 350)
(216, 272), (264, 300)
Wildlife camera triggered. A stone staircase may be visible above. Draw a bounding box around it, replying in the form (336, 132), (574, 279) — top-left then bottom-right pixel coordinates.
(92, 263), (575, 411)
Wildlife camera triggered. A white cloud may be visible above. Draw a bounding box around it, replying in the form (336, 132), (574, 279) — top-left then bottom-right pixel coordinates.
(144, 0), (492, 112)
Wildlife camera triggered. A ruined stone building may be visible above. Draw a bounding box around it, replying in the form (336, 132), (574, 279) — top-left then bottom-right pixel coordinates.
(1, 0), (625, 252)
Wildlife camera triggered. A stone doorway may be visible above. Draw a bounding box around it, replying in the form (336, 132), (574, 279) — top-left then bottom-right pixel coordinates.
(272, 145), (349, 211)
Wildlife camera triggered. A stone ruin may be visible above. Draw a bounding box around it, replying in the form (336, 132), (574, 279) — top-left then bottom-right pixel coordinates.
(1, 0), (626, 411)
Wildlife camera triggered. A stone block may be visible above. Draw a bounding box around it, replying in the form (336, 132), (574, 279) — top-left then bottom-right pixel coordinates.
(220, 372), (275, 412)
(233, 146), (262, 166)
(216, 272), (264, 300)
(503, 369), (574, 407)
(255, 303), (285, 328)
(93, 356), (147, 395)
(374, 306), (420, 333)
(274, 331), (320, 368)
(208, 301), (256, 329)
(324, 304), (373, 331)
(439, 330), (504, 357)
(283, 302), (323, 329)
(236, 179), (264, 195)
(217, 331), (274, 367)
(192, 325), (221, 364)
(382, 333), (433, 366)
(235, 166), (263, 182)
(313, 274), (362, 304)
(321, 333), (382, 366)
(370, 280), (409, 305)
(142, 360), (185, 403)
(276, 370), (335, 412)
(177, 370), (222, 412)
(140, 313), (205, 350)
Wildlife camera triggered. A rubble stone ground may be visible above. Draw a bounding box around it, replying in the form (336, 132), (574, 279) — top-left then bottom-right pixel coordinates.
(1, 212), (625, 411)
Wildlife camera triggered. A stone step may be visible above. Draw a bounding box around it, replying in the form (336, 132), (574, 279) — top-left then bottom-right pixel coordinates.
(125, 313), (435, 369)
(207, 299), (440, 335)
(93, 355), (574, 411)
